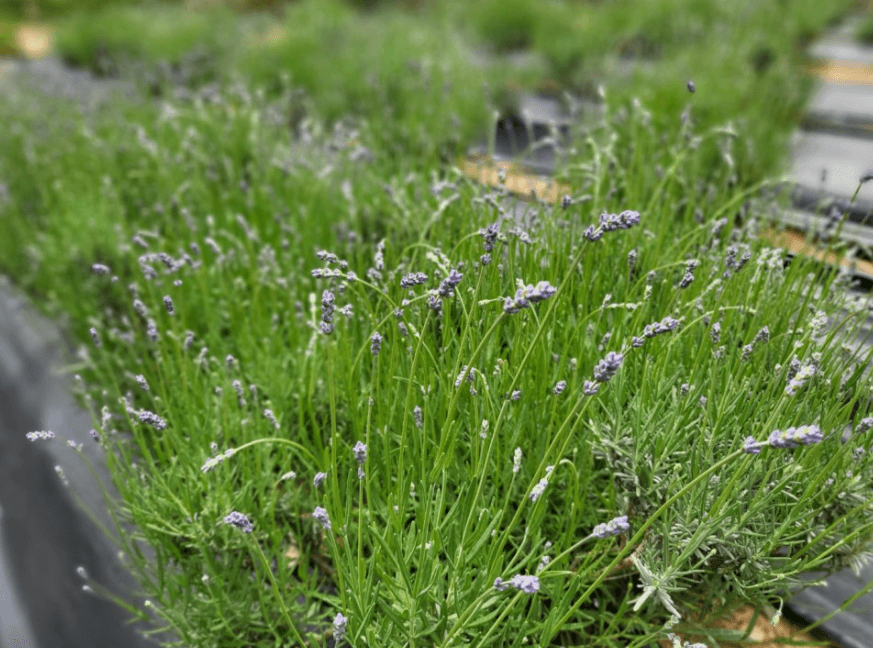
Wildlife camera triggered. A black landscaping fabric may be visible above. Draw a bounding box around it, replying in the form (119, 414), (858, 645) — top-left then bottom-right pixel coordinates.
(0, 284), (158, 648)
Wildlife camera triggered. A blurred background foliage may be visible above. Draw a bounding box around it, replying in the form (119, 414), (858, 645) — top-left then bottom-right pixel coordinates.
(0, 0), (861, 183)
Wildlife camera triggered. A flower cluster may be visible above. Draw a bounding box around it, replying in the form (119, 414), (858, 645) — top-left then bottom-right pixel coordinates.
(785, 362), (815, 396)
(313, 506), (332, 530)
(633, 316), (681, 347)
(593, 352), (624, 383)
(333, 613), (348, 643)
(504, 280), (557, 314)
(223, 511), (253, 534)
(494, 574), (540, 594)
(430, 269), (463, 310)
(743, 425), (824, 454)
(26, 430), (55, 441)
(529, 465), (554, 502)
(400, 272), (428, 288)
(321, 290), (336, 335)
(479, 222), (499, 265)
(678, 259), (698, 289)
(370, 332), (383, 356)
(454, 365), (476, 388)
(590, 515), (630, 539)
(583, 210), (641, 241)
(353, 441), (367, 480)
(201, 447), (235, 473)
(139, 410), (167, 430)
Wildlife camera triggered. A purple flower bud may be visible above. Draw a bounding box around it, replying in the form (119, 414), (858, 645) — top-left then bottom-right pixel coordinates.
(370, 332), (383, 356)
(313, 472), (327, 488)
(583, 380), (600, 395)
(553, 380), (567, 395)
(313, 506), (331, 530)
(687, 80), (696, 93)
(91, 263), (111, 275)
(89, 327), (101, 347)
(413, 405), (423, 428)
(163, 295), (174, 316)
(562, 195), (572, 210)
(223, 511), (253, 533)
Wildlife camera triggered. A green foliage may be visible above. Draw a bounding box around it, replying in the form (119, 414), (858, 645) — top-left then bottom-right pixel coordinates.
(54, 3), (237, 77)
(857, 15), (873, 44)
(2, 60), (873, 644)
(2, 1), (873, 646)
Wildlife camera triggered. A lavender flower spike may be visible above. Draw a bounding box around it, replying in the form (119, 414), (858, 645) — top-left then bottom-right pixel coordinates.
(223, 511), (253, 534)
(504, 281), (557, 314)
(353, 441), (367, 465)
(313, 506), (332, 530)
(591, 515), (630, 539)
(743, 436), (763, 455)
(370, 332), (383, 356)
(139, 410), (167, 430)
(593, 352), (624, 383)
(26, 430), (55, 442)
(528, 281), (556, 303)
(509, 574), (540, 594)
(768, 425), (823, 449)
(437, 269), (463, 297)
(332, 613), (348, 642)
(493, 577), (510, 591)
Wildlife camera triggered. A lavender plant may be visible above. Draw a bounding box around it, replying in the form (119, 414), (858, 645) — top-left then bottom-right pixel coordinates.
(2, 32), (873, 648)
